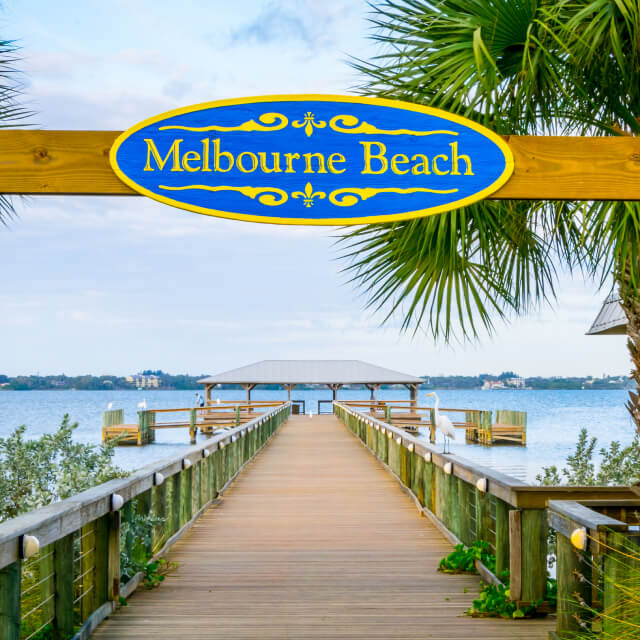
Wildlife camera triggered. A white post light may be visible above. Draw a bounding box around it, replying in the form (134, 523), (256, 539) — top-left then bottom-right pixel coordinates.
(570, 527), (588, 551)
(111, 493), (124, 511)
(183, 458), (192, 469)
(444, 462), (453, 475)
(153, 472), (165, 485)
(424, 452), (432, 462)
(22, 535), (40, 559)
(475, 478), (488, 493)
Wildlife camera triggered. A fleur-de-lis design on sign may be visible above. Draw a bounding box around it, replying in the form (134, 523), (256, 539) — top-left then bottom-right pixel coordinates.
(292, 112), (327, 137)
(292, 183), (326, 208)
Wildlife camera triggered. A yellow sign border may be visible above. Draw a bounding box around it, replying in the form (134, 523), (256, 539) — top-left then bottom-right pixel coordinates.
(109, 94), (515, 226)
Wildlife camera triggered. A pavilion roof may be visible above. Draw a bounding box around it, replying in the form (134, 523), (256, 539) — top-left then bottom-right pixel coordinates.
(587, 292), (627, 335)
(198, 360), (423, 386)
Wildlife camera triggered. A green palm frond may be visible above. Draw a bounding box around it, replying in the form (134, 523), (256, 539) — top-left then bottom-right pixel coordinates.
(0, 37), (31, 225)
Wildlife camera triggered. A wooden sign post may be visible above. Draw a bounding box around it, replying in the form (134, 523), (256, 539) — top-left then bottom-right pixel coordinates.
(1, 97), (639, 217)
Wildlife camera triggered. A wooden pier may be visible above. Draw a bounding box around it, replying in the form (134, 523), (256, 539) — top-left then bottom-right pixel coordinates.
(343, 400), (527, 446)
(92, 413), (552, 640)
(1, 402), (638, 640)
(102, 401), (287, 445)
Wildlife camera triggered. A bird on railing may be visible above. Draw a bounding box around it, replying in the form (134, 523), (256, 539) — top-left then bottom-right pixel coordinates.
(137, 399), (147, 411)
(426, 392), (455, 454)
(107, 401), (113, 410)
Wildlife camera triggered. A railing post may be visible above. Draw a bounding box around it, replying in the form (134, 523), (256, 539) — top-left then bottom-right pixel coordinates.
(170, 473), (181, 536)
(107, 511), (120, 604)
(94, 514), (109, 606)
(189, 409), (197, 445)
(556, 531), (591, 634)
(520, 509), (548, 604)
(81, 522), (97, 621)
(494, 499), (510, 577)
(152, 481), (167, 551)
(0, 558), (21, 640)
(429, 409), (436, 443)
(509, 510), (522, 601)
(181, 467), (193, 526)
(54, 533), (75, 638)
(235, 406), (240, 426)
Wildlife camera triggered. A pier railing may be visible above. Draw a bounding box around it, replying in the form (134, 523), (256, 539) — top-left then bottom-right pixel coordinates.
(548, 499), (640, 638)
(340, 400), (524, 445)
(333, 401), (636, 618)
(0, 402), (291, 640)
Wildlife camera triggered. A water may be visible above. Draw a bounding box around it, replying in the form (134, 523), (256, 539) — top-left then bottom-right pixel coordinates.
(0, 388), (636, 482)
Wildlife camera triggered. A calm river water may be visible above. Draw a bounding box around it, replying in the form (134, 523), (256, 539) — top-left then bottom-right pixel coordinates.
(0, 388), (635, 482)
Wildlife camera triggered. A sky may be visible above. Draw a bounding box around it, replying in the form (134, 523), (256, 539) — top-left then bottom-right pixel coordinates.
(0, 0), (629, 378)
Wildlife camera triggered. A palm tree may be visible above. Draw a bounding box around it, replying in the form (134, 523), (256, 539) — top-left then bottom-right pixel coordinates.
(339, 0), (640, 431)
(0, 35), (29, 224)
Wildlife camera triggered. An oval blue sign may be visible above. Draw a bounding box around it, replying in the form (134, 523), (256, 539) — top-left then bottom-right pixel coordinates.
(110, 95), (514, 225)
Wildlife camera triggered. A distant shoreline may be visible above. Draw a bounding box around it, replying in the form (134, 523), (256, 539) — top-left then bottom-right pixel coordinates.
(0, 374), (633, 392)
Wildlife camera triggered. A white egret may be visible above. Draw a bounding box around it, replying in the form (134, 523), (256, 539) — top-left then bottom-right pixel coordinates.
(137, 399), (147, 411)
(107, 402), (113, 410)
(426, 392), (455, 453)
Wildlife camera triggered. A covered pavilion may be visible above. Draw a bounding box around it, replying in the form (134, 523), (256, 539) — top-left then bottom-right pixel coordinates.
(198, 359), (424, 404)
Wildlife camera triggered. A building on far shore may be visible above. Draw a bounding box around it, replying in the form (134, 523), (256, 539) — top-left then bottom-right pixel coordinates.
(125, 373), (160, 389)
(481, 377), (528, 390)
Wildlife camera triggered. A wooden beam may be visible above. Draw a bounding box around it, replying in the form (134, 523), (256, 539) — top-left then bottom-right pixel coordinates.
(1, 131), (640, 200)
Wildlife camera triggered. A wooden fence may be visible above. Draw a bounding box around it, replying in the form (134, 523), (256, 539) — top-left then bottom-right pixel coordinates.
(333, 401), (637, 628)
(0, 402), (291, 640)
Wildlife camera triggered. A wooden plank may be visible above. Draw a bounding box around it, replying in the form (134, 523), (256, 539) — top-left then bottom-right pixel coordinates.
(494, 499), (510, 577)
(94, 515), (109, 607)
(0, 559), (20, 640)
(54, 533), (75, 638)
(548, 499), (628, 531)
(80, 523), (97, 621)
(521, 509), (548, 604)
(556, 532), (591, 634)
(92, 415), (552, 640)
(509, 510), (522, 601)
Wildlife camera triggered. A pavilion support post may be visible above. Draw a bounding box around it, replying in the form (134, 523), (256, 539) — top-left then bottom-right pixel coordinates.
(242, 383), (256, 411)
(406, 384), (419, 414)
(328, 384), (342, 401)
(367, 384), (381, 403)
(282, 383), (296, 401)
(205, 384), (212, 404)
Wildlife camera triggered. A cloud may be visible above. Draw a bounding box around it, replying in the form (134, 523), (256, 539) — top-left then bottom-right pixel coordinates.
(228, 1), (347, 50)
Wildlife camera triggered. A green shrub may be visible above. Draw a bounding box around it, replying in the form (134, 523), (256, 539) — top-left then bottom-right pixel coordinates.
(467, 574), (557, 619)
(0, 415), (126, 522)
(439, 541), (496, 574)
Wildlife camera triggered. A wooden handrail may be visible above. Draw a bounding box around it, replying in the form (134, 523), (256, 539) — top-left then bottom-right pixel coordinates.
(0, 402), (291, 570)
(334, 403), (636, 509)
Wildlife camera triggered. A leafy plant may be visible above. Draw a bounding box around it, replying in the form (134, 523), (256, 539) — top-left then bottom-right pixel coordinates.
(467, 574), (557, 619)
(439, 541), (496, 574)
(537, 428), (640, 486)
(119, 501), (166, 584)
(0, 416), (126, 522)
(142, 557), (178, 590)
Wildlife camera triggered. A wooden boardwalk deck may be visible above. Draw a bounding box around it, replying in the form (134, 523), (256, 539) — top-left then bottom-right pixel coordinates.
(93, 415), (554, 639)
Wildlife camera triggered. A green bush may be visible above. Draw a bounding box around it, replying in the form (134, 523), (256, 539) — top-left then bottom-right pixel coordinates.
(537, 428), (640, 486)
(467, 574), (557, 619)
(0, 415), (126, 522)
(438, 541), (496, 574)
